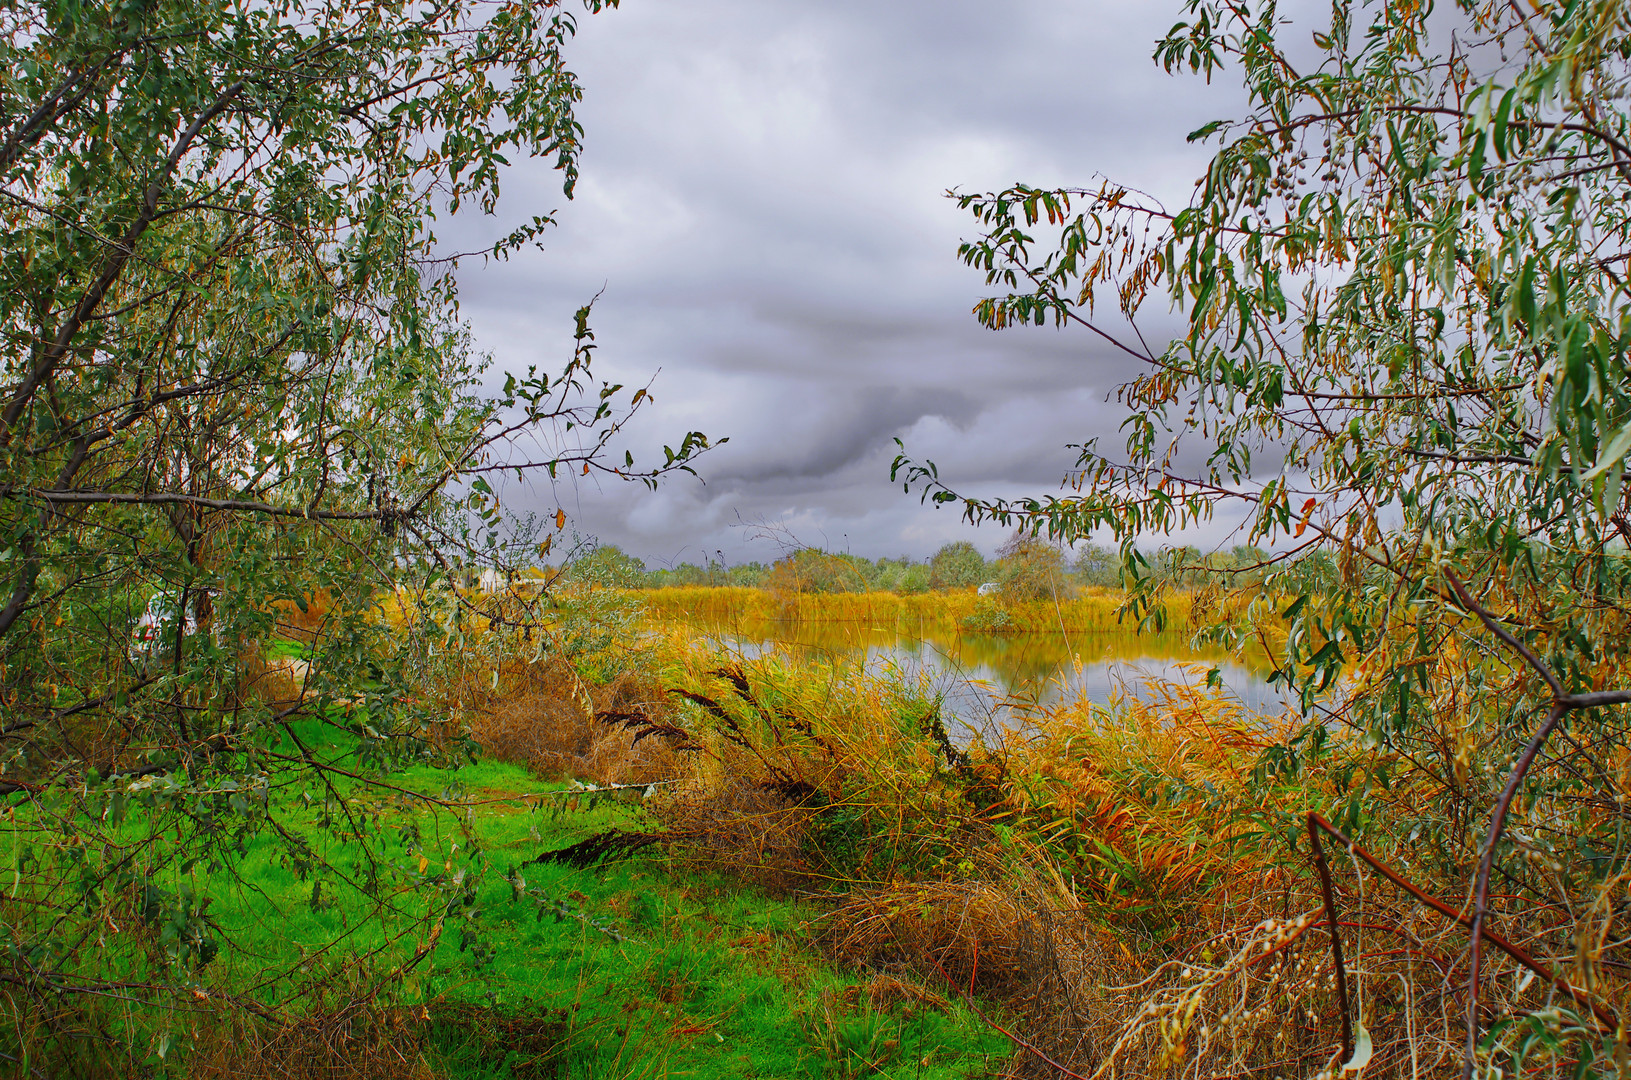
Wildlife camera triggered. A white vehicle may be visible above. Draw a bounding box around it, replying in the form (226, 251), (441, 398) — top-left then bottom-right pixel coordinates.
(129, 592), (205, 664)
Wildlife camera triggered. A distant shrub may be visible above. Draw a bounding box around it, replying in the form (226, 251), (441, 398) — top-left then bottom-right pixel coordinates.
(898, 564), (930, 594)
(1071, 544), (1120, 588)
(726, 561), (769, 588)
(993, 533), (1070, 602)
(960, 597), (1013, 633)
(764, 549), (869, 594)
(566, 543), (648, 589)
(928, 541), (986, 590)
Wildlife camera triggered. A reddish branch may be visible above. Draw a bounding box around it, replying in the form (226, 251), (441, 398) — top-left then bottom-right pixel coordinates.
(1305, 812), (1617, 1036)
(1439, 569), (1630, 1075)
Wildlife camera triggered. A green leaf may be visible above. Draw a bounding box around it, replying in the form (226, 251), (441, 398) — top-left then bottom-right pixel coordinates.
(1581, 421), (1631, 481)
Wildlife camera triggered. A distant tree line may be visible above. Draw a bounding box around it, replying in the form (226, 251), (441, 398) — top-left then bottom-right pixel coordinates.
(564, 535), (1273, 596)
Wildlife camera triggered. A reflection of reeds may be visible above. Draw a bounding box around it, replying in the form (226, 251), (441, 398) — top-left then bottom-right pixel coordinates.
(637, 589), (1275, 716)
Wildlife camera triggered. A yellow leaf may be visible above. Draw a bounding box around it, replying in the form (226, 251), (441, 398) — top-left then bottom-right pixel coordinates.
(555, 509), (566, 530)
(418, 856), (428, 873)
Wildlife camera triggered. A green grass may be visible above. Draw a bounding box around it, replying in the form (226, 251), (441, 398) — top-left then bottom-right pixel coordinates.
(192, 747), (1007, 1079)
(261, 636), (310, 660)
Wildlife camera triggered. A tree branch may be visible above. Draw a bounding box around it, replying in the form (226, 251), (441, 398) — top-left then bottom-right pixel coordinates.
(1, 80), (244, 438)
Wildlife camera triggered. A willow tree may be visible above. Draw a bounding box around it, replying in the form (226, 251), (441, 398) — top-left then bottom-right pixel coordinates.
(896, 1), (1631, 1073)
(0, 0), (712, 1069)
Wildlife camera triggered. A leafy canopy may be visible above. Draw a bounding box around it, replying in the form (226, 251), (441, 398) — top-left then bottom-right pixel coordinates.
(0, 0), (714, 1065)
(895, 1), (1631, 1071)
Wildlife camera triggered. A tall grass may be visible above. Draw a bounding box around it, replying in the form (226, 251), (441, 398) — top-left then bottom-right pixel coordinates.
(40, 574), (1615, 1078)
(635, 585), (1197, 634)
(580, 601), (1629, 1078)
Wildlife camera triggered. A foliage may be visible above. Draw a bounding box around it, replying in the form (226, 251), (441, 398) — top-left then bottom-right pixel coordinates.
(635, 584), (1186, 635)
(958, 597), (1014, 634)
(632, 542), (1238, 595)
(0, 0), (720, 1067)
(643, 558), (765, 589)
(565, 543), (649, 590)
(763, 548), (871, 595)
(890, 0), (1631, 1072)
(992, 532), (1070, 602)
(927, 541), (987, 591)
(1070, 543), (1120, 587)
(866, 556), (931, 595)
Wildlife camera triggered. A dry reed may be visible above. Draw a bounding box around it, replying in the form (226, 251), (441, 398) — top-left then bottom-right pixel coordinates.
(462, 606), (1631, 1077)
(468, 657), (684, 787)
(635, 586), (1198, 635)
(186, 1006), (441, 1080)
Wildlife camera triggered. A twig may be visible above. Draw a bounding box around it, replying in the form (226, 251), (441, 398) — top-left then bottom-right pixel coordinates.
(1442, 569), (1559, 697)
(1306, 813), (1616, 1033)
(1442, 568), (1628, 1076)
(931, 965), (1093, 1080)
(1305, 814), (1354, 1061)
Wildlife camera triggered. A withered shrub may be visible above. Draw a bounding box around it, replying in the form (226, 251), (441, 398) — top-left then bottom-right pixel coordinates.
(469, 658), (684, 787)
(187, 1006), (439, 1080)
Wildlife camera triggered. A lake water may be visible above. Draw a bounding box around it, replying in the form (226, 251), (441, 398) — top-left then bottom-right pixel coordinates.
(676, 616), (1290, 737)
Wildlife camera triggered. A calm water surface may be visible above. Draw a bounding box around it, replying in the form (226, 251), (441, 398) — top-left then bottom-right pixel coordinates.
(674, 616), (1291, 736)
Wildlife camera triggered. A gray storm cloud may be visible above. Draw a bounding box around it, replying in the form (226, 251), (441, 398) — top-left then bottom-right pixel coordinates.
(452, 0), (1279, 566)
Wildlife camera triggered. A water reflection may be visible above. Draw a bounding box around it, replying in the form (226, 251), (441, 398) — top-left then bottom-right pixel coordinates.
(670, 615), (1289, 734)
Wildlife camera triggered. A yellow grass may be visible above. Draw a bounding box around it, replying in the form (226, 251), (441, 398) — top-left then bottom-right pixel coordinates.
(634, 585), (1196, 634)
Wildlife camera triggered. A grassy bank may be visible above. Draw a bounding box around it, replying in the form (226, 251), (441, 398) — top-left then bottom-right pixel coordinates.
(6, 710), (1008, 1079)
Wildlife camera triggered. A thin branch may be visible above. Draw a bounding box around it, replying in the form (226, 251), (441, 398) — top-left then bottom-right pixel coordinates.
(1306, 815), (1354, 1061)
(1440, 567), (1629, 1076)
(15, 489), (384, 520)
(1306, 813), (1616, 1033)
(1443, 569), (1562, 698)
(2, 80), (245, 437)
(0, 51), (124, 175)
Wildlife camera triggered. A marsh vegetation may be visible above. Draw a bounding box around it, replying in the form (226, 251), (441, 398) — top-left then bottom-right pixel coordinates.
(5, 0), (1631, 1077)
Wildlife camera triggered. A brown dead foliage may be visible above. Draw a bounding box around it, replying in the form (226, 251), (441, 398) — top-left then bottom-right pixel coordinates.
(185, 1000), (570, 1080)
(654, 771), (815, 892)
(271, 588), (340, 643)
(862, 973), (950, 1013)
(422, 1002), (569, 1080)
(828, 880), (1053, 1002)
(823, 860), (1121, 1031)
(237, 646), (309, 708)
(182, 1006), (439, 1080)
(469, 659), (685, 786)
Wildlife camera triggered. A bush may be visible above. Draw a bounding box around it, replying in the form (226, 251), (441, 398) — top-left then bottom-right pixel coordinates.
(566, 544), (649, 589)
(470, 659), (683, 787)
(764, 549), (870, 595)
(959, 597), (1013, 633)
(898, 564), (930, 594)
(992, 533), (1069, 602)
(928, 542), (986, 590)
(1071, 544), (1119, 587)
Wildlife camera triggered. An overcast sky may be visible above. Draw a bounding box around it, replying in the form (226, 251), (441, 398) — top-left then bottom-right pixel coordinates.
(452, 0), (1263, 569)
